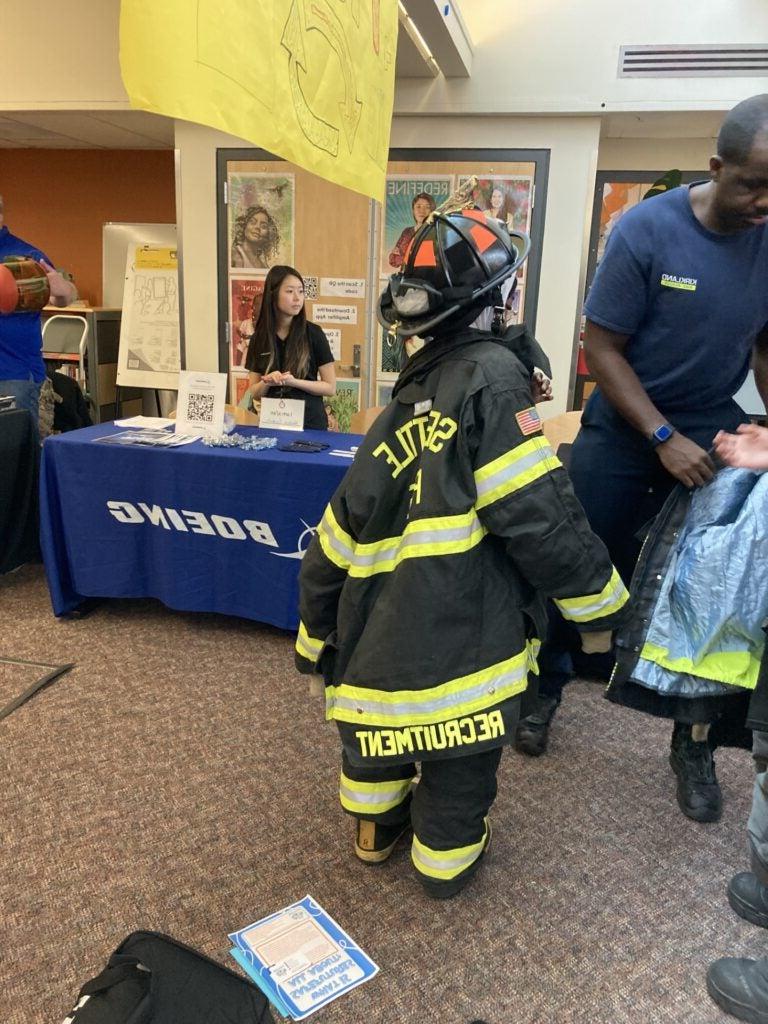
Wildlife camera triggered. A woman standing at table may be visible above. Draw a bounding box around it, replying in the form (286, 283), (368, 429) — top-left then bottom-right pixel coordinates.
(245, 265), (336, 430)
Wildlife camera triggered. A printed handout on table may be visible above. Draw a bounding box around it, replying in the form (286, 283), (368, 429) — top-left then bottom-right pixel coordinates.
(175, 370), (227, 438)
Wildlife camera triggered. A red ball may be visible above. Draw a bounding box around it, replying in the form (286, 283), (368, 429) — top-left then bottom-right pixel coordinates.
(0, 264), (19, 314)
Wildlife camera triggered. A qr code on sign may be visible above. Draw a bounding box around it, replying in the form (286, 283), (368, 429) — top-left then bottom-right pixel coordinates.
(186, 391), (215, 423)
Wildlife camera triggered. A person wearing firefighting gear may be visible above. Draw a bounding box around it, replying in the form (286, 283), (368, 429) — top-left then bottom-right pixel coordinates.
(294, 188), (629, 900)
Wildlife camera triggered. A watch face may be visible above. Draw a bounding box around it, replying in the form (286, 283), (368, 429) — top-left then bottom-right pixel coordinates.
(654, 424), (673, 442)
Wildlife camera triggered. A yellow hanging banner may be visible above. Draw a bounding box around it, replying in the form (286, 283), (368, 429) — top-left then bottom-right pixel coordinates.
(120, 0), (398, 201)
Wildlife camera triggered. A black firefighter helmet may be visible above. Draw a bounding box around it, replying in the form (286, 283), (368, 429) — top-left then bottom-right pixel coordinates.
(378, 208), (530, 339)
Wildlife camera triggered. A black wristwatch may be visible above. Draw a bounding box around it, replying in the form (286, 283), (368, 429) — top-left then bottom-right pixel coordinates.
(650, 422), (676, 447)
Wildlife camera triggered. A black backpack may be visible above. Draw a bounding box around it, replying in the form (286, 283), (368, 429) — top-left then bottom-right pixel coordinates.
(61, 931), (273, 1024)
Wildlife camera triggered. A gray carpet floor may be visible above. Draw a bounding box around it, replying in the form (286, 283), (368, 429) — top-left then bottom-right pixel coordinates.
(1, 563), (765, 1024)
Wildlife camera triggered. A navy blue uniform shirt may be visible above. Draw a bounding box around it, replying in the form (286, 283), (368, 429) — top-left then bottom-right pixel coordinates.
(0, 226), (51, 383)
(585, 183), (768, 416)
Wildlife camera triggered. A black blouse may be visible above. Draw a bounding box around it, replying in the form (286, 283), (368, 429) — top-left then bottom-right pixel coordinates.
(246, 321), (334, 430)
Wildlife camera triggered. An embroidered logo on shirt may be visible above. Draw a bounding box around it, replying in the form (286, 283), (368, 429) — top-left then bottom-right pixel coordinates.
(515, 406), (542, 436)
(660, 273), (697, 291)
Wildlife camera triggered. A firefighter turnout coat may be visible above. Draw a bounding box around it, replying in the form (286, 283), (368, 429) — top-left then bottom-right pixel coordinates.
(296, 330), (628, 766)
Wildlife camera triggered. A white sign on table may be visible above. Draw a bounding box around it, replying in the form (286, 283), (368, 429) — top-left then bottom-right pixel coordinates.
(175, 370), (226, 438)
(260, 396), (305, 431)
(311, 303), (358, 325)
(320, 278), (366, 298)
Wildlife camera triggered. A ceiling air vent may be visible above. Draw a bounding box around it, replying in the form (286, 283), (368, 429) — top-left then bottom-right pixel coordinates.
(619, 44), (768, 78)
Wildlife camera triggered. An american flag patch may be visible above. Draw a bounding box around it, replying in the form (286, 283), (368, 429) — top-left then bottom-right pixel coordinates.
(515, 406), (541, 436)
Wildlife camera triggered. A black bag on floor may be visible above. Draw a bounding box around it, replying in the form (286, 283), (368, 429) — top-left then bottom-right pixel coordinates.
(62, 930), (273, 1024)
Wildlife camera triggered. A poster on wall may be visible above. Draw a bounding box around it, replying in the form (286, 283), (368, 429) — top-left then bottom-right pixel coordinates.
(458, 175), (533, 233)
(595, 182), (649, 266)
(230, 369), (251, 408)
(379, 325), (404, 376)
(327, 379), (361, 433)
(116, 245), (180, 390)
(228, 172), (294, 270)
(377, 380), (395, 407)
(229, 277), (265, 367)
(382, 175), (453, 274)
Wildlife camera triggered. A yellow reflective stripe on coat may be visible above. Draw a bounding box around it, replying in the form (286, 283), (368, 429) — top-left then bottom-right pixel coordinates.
(474, 436), (561, 510)
(411, 819), (489, 880)
(640, 641), (761, 690)
(295, 622), (324, 664)
(338, 773), (412, 815)
(317, 506), (355, 570)
(326, 646), (531, 727)
(318, 507), (487, 578)
(555, 568), (629, 623)
(348, 510), (486, 577)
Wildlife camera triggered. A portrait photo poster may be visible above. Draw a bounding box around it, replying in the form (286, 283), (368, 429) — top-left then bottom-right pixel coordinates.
(458, 174), (534, 234)
(381, 175), (453, 276)
(228, 172), (295, 271)
(230, 277), (265, 368)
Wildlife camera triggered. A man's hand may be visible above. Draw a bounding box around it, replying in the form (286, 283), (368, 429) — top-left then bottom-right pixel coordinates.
(656, 432), (715, 488)
(714, 424), (768, 471)
(39, 259), (75, 307)
(531, 368), (553, 404)
(580, 630), (612, 654)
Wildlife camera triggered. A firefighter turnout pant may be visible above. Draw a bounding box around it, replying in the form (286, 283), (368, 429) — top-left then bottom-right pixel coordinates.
(340, 746), (503, 897)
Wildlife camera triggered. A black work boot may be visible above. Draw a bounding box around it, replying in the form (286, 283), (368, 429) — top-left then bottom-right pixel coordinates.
(354, 818), (411, 864)
(707, 957), (768, 1023)
(669, 722), (722, 823)
(514, 696), (559, 757)
(729, 873), (768, 929)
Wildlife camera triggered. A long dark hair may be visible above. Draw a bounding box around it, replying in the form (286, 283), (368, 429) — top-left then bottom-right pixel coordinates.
(232, 205), (280, 263)
(245, 265), (310, 378)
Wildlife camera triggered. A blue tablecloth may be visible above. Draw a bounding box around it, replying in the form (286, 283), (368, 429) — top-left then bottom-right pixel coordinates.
(39, 423), (359, 630)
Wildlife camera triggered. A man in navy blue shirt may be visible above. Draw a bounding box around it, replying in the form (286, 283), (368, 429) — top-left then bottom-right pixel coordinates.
(0, 194), (77, 432)
(516, 94), (768, 824)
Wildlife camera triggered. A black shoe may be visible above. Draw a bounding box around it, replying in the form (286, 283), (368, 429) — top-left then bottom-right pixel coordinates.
(514, 696), (559, 757)
(669, 723), (722, 823)
(355, 818), (411, 864)
(419, 821), (493, 900)
(729, 873), (768, 929)
(707, 957), (768, 1024)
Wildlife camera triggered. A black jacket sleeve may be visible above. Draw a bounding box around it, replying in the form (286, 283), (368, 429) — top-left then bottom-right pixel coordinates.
(295, 488), (353, 673)
(468, 381), (628, 632)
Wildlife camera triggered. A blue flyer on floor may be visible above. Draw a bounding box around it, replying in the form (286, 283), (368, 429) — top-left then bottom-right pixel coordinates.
(228, 895), (379, 1020)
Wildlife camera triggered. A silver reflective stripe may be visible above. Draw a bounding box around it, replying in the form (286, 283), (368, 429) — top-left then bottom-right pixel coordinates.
(320, 527), (355, 564)
(560, 578), (627, 620)
(332, 660), (526, 719)
(476, 445), (552, 501)
(339, 779), (410, 807)
(352, 518), (482, 569)
(411, 831), (486, 878)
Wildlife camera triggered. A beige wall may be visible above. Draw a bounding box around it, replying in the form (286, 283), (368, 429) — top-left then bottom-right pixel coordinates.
(597, 137), (715, 172)
(177, 116), (601, 413)
(5, 0), (765, 120)
(396, 0), (768, 116)
(2, 0), (127, 111)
